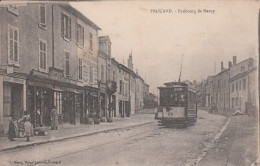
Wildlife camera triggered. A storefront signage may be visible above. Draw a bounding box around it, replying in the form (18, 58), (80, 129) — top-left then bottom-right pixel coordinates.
(4, 76), (25, 84)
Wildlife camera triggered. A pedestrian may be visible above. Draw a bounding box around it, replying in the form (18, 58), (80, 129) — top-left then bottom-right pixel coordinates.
(8, 111), (16, 141)
(23, 111), (33, 142)
(51, 106), (58, 130)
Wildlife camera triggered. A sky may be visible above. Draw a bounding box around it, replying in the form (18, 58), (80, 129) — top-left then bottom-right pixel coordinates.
(71, 1), (258, 94)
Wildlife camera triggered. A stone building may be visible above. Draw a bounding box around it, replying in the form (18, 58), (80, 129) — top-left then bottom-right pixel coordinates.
(0, 3), (100, 136)
(127, 53), (136, 115)
(135, 72), (144, 111)
(118, 64), (131, 117)
(229, 57), (257, 114)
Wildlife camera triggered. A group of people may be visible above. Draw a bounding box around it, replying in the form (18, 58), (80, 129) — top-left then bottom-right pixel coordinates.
(8, 106), (59, 142)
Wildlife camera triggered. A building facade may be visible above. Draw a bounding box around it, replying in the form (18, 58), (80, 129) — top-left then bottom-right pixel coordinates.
(229, 57), (257, 114)
(0, 3), (101, 136)
(0, 3), (151, 137)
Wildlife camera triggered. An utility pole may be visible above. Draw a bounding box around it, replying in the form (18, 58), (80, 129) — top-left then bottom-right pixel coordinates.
(178, 54), (184, 82)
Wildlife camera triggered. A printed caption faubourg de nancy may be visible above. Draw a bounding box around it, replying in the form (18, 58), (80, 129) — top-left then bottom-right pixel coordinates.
(150, 9), (215, 14)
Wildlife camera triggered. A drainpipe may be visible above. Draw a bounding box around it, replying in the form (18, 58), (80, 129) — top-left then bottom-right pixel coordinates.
(52, 4), (55, 68)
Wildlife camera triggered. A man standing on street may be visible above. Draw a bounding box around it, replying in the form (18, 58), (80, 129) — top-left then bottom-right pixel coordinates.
(51, 106), (58, 130)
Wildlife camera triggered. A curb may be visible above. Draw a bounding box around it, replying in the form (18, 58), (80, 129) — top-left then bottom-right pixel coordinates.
(0, 121), (154, 152)
(187, 117), (231, 166)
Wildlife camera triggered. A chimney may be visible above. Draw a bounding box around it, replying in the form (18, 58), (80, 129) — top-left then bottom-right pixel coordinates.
(221, 61), (224, 71)
(228, 61), (232, 68)
(233, 56), (237, 65)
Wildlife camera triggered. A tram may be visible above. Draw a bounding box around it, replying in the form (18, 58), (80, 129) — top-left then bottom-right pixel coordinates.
(155, 82), (197, 127)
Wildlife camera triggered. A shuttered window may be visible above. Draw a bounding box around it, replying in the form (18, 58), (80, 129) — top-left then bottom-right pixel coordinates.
(76, 23), (84, 47)
(61, 13), (71, 40)
(78, 59), (82, 80)
(8, 25), (19, 64)
(39, 4), (46, 27)
(65, 51), (70, 78)
(90, 33), (93, 50)
(39, 39), (47, 71)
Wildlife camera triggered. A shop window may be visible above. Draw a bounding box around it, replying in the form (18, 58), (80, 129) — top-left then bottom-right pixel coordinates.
(64, 51), (70, 78)
(3, 83), (11, 117)
(8, 25), (19, 65)
(78, 58), (82, 80)
(61, 13), (71, 41)
(54, 92), (62, 115)
(8, 5), (18, 15)
(76, 23), (84, 47)
(39, 4), (46, 29)
(39, 39), (47, 71)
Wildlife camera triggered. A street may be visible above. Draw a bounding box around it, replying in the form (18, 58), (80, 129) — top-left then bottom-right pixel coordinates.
(0, 110), (237, 166)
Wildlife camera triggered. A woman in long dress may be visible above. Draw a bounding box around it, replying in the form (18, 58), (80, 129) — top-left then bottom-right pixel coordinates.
(23, 111), (33, 142)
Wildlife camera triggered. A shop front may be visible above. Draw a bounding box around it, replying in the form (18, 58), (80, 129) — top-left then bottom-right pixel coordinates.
(27, 69), (83, 127)
(84, 87), (99, 119)
(2, 73), (27, 135)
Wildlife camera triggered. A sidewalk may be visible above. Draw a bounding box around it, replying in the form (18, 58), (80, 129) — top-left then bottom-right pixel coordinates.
(198, 114), (258, 166)
(0, 113), (155, 152)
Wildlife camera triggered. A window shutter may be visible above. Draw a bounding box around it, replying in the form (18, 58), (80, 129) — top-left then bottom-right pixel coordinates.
(68, 17), (71, 40)
(61, 14), (64, 37)
(76, 23), (78, 43)
(82, 27), (84, 46)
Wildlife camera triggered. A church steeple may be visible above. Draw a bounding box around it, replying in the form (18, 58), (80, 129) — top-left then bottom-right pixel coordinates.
(128, 50), (133, 70)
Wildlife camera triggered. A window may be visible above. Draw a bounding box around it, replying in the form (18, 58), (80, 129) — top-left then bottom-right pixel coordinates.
(8, 5), (18, 15)
(120, 80), (123, 94)
(232, 98), (234, 108)
(232, 84), (234, 92)
(8, 25), (19, 64)
(125, 83), (127, 95)
(64, 51), (69, 78)
(90, 33), (93, 51)
(239, 81), (241, 90)
(241, 66), (245, 72)
(236, 82), (238, 91)
(39, 39), (47, 71)
(78, 59), (82, 80)
(39, 4), (46, 28)
(243, 79), (246, 90)
(90, 64), (93, 83)
(249, 61), (253, 67)
(76, 23), (84, 47)
(54, 92), (63, 115)
(113, 71), (116, 81)
(61, 13), (71, 40)
(108, 68), (110, 80)
(101, 65), (104, 82)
